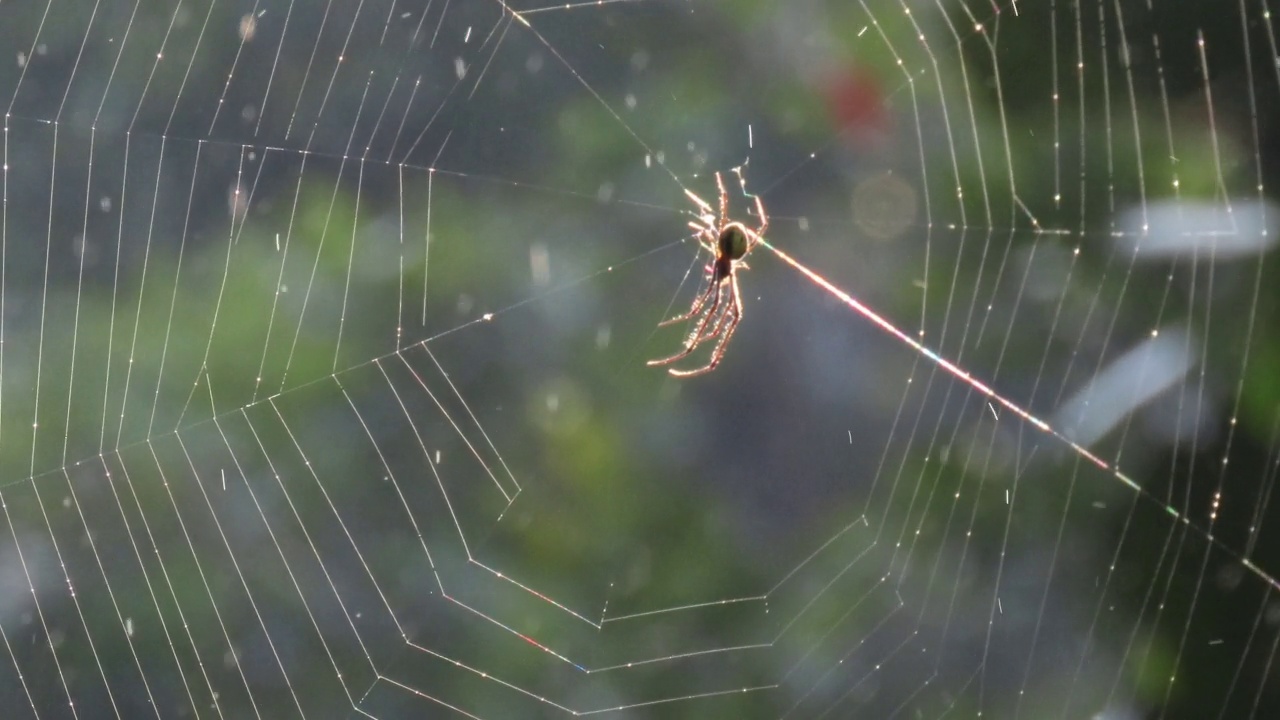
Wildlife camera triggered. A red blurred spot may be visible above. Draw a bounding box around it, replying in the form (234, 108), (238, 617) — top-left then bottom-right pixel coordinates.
(824, 68), (889, 149)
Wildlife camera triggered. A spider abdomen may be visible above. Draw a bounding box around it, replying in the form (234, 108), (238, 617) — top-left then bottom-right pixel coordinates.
(718, 224), (751, 261)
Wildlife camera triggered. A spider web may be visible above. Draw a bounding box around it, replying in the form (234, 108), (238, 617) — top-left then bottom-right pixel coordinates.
(0, 0), (1278, 718)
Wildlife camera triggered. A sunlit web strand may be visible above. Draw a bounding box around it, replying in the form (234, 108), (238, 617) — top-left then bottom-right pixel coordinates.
(758, 237), (1280, 593)
(519, 0), (650, 15)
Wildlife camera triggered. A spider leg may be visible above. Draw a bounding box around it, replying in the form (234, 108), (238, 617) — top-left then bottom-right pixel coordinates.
(657, 270), (715, 327)
(729, 165), (767, 249)
(751, 193), (768, 242)
(696, 281), (733, 341)
(647, 303), (712, 366)
(683, 223), (719, 259)
(668, 306), (739, 378)
(648, 279), (725, 366)
(684, 188), (715, 220)
(685, 279), (725, 344)
(656, 225), (719, 327)
(715, 172), (729, 222)
(707, 278), (743, 352)
(669, 278), (742, 377)
(690, 225), (718, 255)
(647, 343), (700, 368)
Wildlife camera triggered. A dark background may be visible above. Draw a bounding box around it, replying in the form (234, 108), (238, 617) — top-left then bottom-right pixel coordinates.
(0, 1), (1277, 717)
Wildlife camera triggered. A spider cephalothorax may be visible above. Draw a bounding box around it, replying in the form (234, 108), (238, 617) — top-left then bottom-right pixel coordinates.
(648, 171), (768, 377)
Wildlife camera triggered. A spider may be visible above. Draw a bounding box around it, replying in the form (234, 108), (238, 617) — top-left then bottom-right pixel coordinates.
(648, 170), (767, 377)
